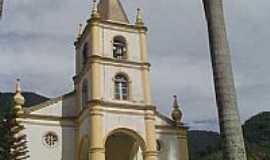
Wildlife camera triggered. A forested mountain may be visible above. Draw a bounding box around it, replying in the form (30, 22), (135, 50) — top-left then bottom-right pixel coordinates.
(188, 112), (270, 160)
(0, 92), (48, 115)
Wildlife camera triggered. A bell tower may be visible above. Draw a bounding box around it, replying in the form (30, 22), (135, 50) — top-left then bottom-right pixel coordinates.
(74, 0), (153, 109)
(74, 0), (158, 160)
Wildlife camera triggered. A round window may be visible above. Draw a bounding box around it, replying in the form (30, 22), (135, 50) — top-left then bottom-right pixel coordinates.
(43, 132), (58, 148)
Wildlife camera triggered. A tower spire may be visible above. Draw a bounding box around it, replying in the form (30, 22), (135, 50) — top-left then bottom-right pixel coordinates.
(173, 95), (179, 108)
(14, 79), (25, 112)
(91, 0), (100, 18)
(15, 78), (22, 93)
(97, 0), (129, 23)
(77, 23), (83, 38)
(171, 95), (183, 126)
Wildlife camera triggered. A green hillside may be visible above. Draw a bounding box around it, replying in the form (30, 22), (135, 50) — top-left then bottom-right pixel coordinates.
(244, 112), (270, 160)
(188, 130), (221, 160)
(0, 92), (49, 115)
(189, 112), (270, 160)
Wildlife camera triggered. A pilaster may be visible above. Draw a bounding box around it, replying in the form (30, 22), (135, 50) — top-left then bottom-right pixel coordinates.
(91, 62), (102, 99)
(139, 29), (148, 63)
(90, 20), (101, 56)
(75, 84), (82, 115)
(75, 125), (80, 160)
(177, 128), (189, 160)
(138, 27), (152, 105)
(142, 67), (152, 105)
(89, 105), (105, 160)
(144, 110), (158, 160)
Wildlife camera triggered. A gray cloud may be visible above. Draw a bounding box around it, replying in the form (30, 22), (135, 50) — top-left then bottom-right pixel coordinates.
(0, 0), (269, 131)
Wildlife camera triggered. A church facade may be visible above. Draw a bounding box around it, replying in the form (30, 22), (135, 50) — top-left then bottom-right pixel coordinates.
(17, 0), (189, 160)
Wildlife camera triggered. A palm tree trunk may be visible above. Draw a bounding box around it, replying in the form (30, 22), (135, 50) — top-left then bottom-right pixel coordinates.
(0, 0), (3, 19)
(202, 0), (247, 159)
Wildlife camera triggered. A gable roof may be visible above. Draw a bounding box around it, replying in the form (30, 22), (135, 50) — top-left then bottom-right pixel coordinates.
(155, 110), (175, 126)
(23, 91), (75, 113)
(98, 0), (129, 24)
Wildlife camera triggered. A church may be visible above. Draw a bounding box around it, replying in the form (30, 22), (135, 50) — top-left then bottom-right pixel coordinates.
(15, 0), (189, 159)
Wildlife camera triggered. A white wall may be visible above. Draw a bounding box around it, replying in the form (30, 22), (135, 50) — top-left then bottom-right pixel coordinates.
(103, 111), (146, 140)
(32, 95), (76, 117)
(21, 120), (75, 160)
(155, 114), (182, 160)
(156, 133), (180, 160)
(79, 114), (90, 138)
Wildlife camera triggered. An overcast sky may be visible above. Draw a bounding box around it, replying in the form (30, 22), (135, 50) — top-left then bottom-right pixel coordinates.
(0, 0), (269, 131)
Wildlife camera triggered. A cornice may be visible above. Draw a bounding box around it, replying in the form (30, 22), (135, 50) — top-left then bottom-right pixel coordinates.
(155, 111), (174, 125)
(102, 108), (146, 116)
(156, 125), (188, 131)
(90, 55), (151, 67)
(18, 113), (76, 122)
(74, 17), (99, 48)
(99, 20), (148, 33)
(74, 18), (147, 49)
(155, 110), (189, 129)
(88, 99), (156, 111)
(73, 55), (151, 84)
(74, 23), (91, 49)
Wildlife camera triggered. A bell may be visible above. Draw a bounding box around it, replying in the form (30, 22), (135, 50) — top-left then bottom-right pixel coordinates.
(116, 47), (122, 56)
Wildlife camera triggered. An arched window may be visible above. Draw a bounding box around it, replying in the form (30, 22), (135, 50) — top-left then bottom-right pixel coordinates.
(82, 80), (88, 108)
(82, 43), (89, 65)
(113, 36), (127, 59)
(114, 74), (129, 100)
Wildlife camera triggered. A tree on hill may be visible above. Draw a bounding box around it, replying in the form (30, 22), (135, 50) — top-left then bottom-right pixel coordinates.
(0, 108), (29, 160)
(0, 79), (29, 160)
(0, 92), (49, 114)
(188, 130), (221, 160)
(188, 112), (270, 160)
(243, 112), (270, 160)
(243, 112), (270, 148)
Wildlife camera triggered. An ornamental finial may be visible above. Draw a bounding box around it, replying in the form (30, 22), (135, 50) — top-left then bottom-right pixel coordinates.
(77, 23), (83, 38)
(15, 78), (22, 94)
(171, 95), (182, 126)
(173, 95), (179, 108)
(91, 0), (100, 18)
(14, 79), (25, 111)
(136, 8), (144, 26)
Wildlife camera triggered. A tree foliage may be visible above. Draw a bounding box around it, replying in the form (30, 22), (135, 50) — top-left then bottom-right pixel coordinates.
(0, 106), (29, 160)
(189, 112), (270, 160)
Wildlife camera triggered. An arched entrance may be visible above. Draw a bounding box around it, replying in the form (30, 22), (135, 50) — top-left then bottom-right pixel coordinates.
(105, 129), (145, 160)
